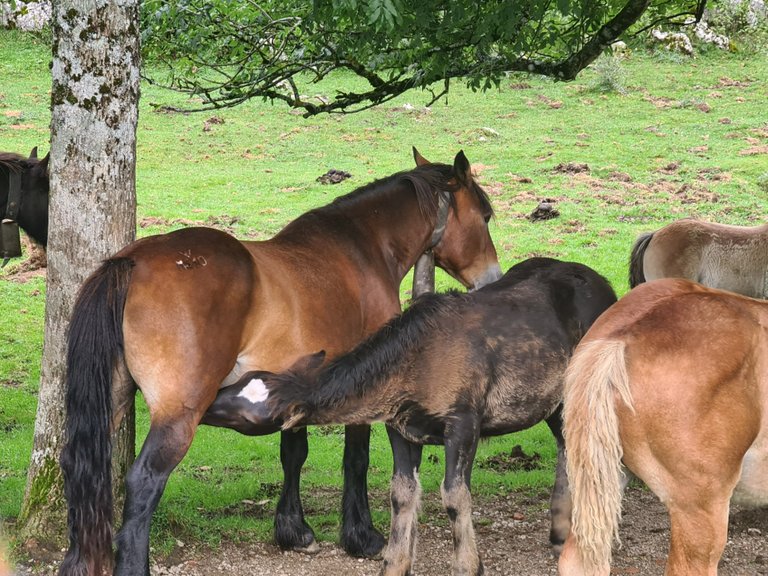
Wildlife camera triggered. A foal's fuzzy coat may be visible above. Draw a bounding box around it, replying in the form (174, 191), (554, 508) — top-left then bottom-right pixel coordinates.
(214, 257), (617, 576)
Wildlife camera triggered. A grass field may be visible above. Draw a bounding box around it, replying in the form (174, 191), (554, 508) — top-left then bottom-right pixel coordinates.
(0, 28), (766, 555)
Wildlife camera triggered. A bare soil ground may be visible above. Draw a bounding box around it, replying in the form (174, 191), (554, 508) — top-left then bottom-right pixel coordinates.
(149, 486), (765, 576)
(21, 486), (765, 576)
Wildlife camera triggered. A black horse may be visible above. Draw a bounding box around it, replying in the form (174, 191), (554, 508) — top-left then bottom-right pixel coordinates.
(207, 257), (617, 576)
(0, 147), (49, 261)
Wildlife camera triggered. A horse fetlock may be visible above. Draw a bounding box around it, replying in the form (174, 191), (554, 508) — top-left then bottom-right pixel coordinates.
(274, 514), (317, 552)
(341, 523), (386, 558)
(380, 554), (412, 576)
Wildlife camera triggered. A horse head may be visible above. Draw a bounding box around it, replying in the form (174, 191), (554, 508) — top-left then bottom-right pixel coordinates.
(0, 147), (49, 248)
(422, 149), (501, 290)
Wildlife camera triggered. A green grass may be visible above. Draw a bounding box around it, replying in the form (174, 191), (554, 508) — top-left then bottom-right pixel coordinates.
(1, 27), (766, 556)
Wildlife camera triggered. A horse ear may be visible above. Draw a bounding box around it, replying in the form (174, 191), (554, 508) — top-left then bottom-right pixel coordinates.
(453, 150), (471, 183)
(413, 147), (430, 167)
(38, 152), (50, 173)
(290, 351), (326, 374)
(29, 146), (38, 159)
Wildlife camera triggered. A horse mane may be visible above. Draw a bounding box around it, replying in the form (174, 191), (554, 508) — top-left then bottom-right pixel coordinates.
(267, 289), (466, 417)
(0, 152), (29, 174)
(329, 163), (494, 223)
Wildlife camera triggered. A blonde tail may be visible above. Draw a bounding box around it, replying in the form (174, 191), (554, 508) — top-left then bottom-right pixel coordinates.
(563, 339), (634, 575)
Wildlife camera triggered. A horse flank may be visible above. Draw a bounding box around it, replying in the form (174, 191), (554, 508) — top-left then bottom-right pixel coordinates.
(562, 339), (634, 575)
(267, 292), (459, 428)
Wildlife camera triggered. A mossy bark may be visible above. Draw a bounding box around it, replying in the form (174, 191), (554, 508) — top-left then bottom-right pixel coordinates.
(17, 0), (140, 548)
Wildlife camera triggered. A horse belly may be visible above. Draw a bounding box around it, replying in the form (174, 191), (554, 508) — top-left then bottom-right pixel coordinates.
(732, 437), (768, 507)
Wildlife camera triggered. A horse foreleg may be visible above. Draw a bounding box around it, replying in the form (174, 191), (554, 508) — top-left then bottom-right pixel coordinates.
(115, 419), (196, 576)
(341, 424), (386, 557)
(381, 427), (423, 576)
(545, 407), (572, 557)
(275, 428), (318, 553)
(442, 427), (482, 576)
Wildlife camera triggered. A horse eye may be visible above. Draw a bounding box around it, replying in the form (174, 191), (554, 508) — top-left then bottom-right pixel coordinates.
(483, 212), (492, 224)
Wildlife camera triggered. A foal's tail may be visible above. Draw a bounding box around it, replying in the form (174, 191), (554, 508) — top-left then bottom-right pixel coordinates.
(628, 231), (653, 288)
(562, 339), (634, 575)
(59, 258), (134, 576)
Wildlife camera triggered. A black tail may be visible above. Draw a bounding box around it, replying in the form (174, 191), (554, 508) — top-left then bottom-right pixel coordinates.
(59, 258), (134, 576)
(628, 232), (653, 289)
(265, 291), (453, 428)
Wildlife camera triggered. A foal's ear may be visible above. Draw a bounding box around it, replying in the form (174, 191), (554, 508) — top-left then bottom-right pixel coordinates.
(412, 147), (431, 167)
(29, 146), (38, 159)
(290, 351), (326, 374)
(453, 150), (472, 184)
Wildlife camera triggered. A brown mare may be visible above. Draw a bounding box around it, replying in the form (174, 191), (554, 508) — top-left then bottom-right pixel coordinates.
(59, 149), (502, 576)
(0, 147), (49, 261)
(207, 257), (617, 576)
(559, 278), (768, 576)
(629, 218), (768, 298)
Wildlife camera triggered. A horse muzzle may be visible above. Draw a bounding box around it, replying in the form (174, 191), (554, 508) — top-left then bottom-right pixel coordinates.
(470, 263), (502, 291)
(0, 219), (22, 267)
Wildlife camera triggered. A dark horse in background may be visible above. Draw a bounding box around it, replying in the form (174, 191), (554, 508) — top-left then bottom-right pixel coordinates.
(560, 279), (768, 575)
(0, 147), (49, 262)
(59, 149), (502, 576)
(209, 258), (617, 576)
(629, 218), (768, 298)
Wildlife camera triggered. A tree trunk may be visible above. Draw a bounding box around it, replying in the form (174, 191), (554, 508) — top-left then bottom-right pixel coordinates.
(18, 0), (140, 544)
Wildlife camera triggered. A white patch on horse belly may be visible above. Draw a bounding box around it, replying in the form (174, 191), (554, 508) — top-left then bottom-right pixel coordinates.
(237, 378), (269, 404)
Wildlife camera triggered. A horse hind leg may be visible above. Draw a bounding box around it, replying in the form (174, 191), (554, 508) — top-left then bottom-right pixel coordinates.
(341, 424), (386, 557)
(545, 407), (571, 557)
(665, 498), (730, 576)
(381, 427), (423, 576)
(274, 427), (318, 553)
(115, 415), (199, 576)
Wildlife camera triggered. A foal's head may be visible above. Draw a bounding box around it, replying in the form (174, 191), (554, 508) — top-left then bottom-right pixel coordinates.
(412, 149), (501, 290)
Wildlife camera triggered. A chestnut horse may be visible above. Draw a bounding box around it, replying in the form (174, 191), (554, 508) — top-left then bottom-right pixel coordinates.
(0, 147), (49, 261)
(629, 218), (768, 298)
(560, 278), (768, 576)
(59, 149), (502, 576)
(208, 257), (617, 576)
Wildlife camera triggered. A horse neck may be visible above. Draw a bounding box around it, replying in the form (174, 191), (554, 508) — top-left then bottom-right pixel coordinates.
(333, 186), (435, 285)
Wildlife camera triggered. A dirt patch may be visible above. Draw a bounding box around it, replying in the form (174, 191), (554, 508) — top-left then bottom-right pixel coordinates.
(15, 487), (766, 576)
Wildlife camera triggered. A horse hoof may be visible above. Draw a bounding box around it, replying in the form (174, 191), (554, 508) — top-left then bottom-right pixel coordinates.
(341, 525), (386, 558)
(294, 540), (321, 555)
